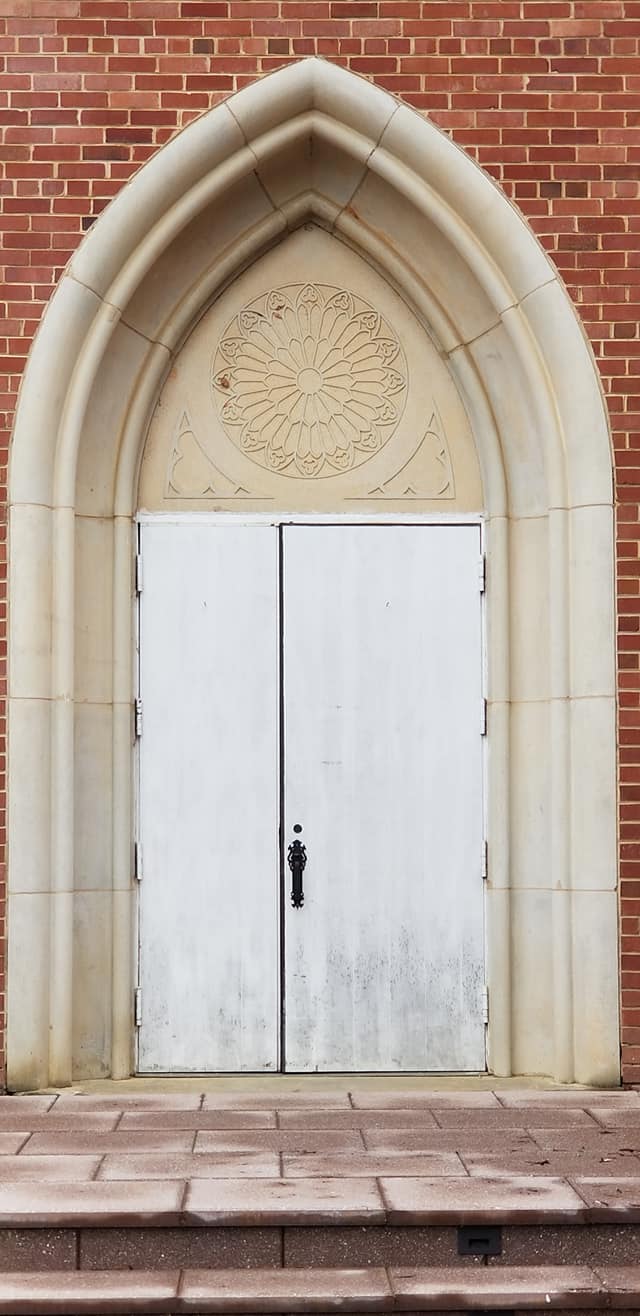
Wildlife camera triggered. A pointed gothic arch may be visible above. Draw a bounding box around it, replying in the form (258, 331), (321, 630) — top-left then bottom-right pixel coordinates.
(8, 58), (616, 1089)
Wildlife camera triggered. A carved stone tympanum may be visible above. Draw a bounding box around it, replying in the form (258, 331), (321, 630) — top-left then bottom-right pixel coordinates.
(141, 224), (484, 510)
(211, 283), (407, 478)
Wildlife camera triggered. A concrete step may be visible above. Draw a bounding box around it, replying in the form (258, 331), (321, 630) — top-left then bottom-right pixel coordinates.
(4, 1219), (640, 1272)
(0, 1265), (638, 1313)
(3, 1184), (640, 1272)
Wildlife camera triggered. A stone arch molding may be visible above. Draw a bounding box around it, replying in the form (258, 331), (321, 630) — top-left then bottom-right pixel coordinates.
(8, 57), (616, 1090)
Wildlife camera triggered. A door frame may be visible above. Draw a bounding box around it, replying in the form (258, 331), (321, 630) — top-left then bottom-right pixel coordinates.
(134, 511), (488, 1074)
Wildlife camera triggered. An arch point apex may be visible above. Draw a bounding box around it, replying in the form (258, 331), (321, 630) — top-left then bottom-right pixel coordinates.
(11, 54), (612, 524)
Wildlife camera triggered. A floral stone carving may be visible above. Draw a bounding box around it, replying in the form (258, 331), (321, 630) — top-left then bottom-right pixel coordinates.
(211, 283), (408, 478)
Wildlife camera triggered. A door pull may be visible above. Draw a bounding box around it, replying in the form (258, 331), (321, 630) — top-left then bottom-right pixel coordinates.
(288, 827), (307, 909)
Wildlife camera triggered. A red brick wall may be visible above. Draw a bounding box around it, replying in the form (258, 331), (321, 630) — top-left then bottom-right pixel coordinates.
(1, 0), (637, 1086)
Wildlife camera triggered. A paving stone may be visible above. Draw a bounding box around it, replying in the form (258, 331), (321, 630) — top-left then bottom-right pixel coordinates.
(0, 1268), (180, 1312)
(593, 1266), (640, 1307)
(588, 1109), (640, 1128)
(0, 1112), (121, 1133)
(388, 1263), (606, 1309)
(281, 1152), (467, 1178)
(21, 1130), (194, 1154)
(0, 1229), (78, 1272)
(52, 1093), (202, 1110)
(99, 1151), (280, 1179)
(498, 1090), (640, 1108)
(461, 1152), (640, 1178)
(529, 1130), (640, 1154)
(283, 1226), (463, 1268)
(185, 1176), (386, 1226)
(278, 1110), (439, 1130)
(0, 1180), (184, 1226)
(362, 1129), (539, 1154)
(0, 1096), (57, 1114)
(431, 1110), (603, 1131)
(569, 1177), (640, 1220)
(432, 1109), (601, 1129)
(380, 1175), (587, 1224)
(350, 1091), (503, 1109)
(180, 1266), (392, 1311)
(0, 1155), (102, 1181)
(194, 1130), (364, 1153)
(119, 1110), (278, 1131)
(0, 1134), (29, 1154)
(202, 1092), (351, 1110)
(79, 1226), (282, 1270)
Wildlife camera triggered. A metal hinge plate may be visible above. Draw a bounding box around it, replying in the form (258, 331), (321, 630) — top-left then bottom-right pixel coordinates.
(134, 841), (142, 882)
(482, 985), (489, 1025)
(478, 555), (486, 593)
(481, 840), (488, 880)
(134, 987), (142, 1027)
(481, 698), (487, 735)
(136, 553), (143, 593)
(135, 699), (142, 738)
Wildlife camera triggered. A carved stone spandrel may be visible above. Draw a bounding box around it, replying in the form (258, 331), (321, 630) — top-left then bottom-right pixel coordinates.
(166, 411), (247, 499)
(363, 409), (455, 501)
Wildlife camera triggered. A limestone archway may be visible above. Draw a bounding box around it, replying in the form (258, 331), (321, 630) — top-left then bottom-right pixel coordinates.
(8, 58), (616, 1090)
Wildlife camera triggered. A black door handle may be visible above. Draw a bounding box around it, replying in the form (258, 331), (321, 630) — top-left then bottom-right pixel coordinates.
(287, 836), (307, 909)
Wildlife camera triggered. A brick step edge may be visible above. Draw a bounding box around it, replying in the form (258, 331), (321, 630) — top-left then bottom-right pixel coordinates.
(0, 1265), (639, 1313)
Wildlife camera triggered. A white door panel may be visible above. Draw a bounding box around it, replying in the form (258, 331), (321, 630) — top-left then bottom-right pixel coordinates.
(282, 525), (485, 1072)
(137, 522), (279, 1072)
(137, 519), (485, 1074)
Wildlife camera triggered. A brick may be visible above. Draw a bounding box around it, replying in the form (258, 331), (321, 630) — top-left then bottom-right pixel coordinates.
(181, 3), (228, 14)
(352, 19), (401, 35)
(331, 3), (377, 13)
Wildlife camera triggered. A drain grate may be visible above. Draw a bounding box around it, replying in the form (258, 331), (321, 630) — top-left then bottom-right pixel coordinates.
(457, 1224), (503, 1257)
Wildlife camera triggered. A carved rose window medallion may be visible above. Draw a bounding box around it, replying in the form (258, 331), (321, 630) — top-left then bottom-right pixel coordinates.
(211, 283), (408, 478)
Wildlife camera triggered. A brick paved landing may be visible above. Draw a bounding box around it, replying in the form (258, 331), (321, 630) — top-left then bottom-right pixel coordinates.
(1, 1089), (640, 1223)
(0, 1088), (639, 1236)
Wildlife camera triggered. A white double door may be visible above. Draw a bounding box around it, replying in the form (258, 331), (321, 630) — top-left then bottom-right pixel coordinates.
(137, 520), (486, 1073)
